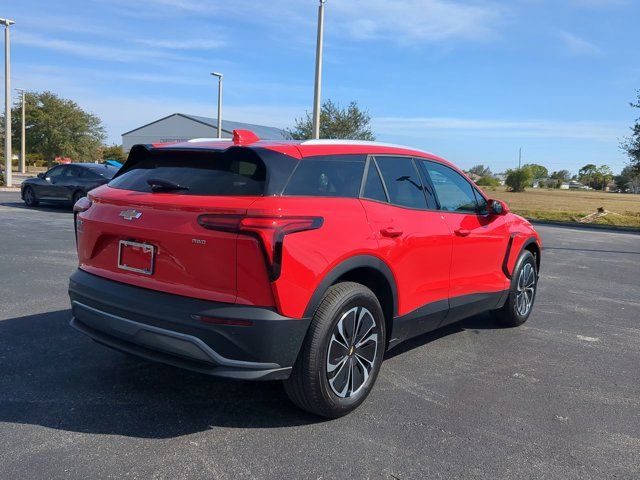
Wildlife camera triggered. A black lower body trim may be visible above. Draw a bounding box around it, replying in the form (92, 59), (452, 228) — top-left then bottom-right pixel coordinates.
(388, 290), (509, 349)
(68, 269), (310, 380)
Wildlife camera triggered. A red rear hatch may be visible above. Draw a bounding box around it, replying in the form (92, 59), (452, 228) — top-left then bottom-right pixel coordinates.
(77, 186), (259, 303)
(74, 145), (296, 305)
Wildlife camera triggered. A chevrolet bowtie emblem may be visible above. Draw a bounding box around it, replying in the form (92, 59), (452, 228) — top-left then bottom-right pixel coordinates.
(119, 209), (142, 221)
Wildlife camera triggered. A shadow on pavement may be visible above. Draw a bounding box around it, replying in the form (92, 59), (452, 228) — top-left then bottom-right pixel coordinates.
(0, 309), (320, 438)
(0, 201), (73, 214)
(385, 311), (498, 360)
(0, 308), (501, 438)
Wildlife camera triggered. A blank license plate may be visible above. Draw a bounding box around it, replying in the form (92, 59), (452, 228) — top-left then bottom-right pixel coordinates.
(118, 240), (155, 275)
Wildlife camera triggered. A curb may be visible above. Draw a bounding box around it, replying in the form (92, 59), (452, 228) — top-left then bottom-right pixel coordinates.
(529, 219), (640, 234)
(0, 187), (21, 192)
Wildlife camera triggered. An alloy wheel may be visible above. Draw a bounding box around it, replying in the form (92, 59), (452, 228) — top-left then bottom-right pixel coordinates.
(24, 188), (35, 205)
(326, 306), (379, 398)
(515, 263), (536, 316)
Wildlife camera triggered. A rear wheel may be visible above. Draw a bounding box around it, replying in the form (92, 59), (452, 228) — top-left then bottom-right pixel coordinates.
(72, 190), (85, 206)
(493, 250), (537, 327)
(23, 186), (39, 207)
(284, 282), (386, 418)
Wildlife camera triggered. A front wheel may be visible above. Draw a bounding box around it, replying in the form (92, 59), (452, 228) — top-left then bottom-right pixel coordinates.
(284, 282), (386, 418)
(492, 250), (538, 327)
(23, 186), (39, 207)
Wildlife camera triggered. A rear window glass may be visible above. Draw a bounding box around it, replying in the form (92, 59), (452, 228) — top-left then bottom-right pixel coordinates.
(109, 149), (267, 196)
(283, 156), (365, 198)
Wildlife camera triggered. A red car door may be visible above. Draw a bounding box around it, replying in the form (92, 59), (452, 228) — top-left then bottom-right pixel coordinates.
(419, 160), (511, 317)
(359, 156), (452, 344)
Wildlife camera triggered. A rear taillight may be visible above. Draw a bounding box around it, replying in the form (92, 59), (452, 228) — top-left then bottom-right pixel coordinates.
(198, 213), (323, 280)
(73, 196), (92, 213)
(73, 197), (92, 244)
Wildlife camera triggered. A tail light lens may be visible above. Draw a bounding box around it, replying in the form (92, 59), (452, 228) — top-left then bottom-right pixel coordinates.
(73, 196), (92, 213)
(73, 197), (92, 244)
(198, 212), (323, 280)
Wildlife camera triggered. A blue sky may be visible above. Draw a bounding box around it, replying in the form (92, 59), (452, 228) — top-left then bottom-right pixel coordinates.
(4, 0), (639, 174)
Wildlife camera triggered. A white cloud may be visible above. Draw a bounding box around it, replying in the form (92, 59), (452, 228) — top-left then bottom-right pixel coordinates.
(111, 0), (503, 46)
(373, 116), (625, 142)
(331, 0), (503, 44)
(559, 32), (602, 56)
(133, 38), (225, 50)
(13, 32), (210, 66)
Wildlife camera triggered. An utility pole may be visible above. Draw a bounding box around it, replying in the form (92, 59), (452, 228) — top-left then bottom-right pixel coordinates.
(1, 18), (14, 187)
(16, 88), (25, 174)
(311, 0), (326, 139)
(518, 147), (522, 170)
(211, 72), (223, 138)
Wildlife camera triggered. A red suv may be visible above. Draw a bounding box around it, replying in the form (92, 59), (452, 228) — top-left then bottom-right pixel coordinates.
(69, 130), (541, 417)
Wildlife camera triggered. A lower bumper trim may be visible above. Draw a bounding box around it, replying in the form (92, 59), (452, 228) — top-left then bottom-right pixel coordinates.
(70, 301), (292, 381)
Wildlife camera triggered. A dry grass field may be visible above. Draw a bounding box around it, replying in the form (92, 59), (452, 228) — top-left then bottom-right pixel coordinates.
(480, 186), (640, 227)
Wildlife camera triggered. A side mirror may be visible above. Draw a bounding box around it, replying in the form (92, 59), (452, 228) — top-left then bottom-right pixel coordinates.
(37, 173), (45, 179)
(489, 199), (509, 215)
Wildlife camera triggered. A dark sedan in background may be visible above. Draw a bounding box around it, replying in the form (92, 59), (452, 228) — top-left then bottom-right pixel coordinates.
(21, 163), (119, 208)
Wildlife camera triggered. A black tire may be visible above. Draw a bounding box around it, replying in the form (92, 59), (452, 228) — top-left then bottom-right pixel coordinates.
(492, 250), (538, 327)
(284, 282), (386, 418)
(72, 190), (85, 206)
(23, 186), (39, 207)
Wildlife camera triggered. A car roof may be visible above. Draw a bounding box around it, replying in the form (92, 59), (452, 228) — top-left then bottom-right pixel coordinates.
(150, 130), (455, 168)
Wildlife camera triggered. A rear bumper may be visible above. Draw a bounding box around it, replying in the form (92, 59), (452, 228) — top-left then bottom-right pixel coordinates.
(68, 269), (310, 380)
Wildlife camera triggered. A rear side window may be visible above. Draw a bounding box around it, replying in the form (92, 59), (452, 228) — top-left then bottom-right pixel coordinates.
(374, 156), (427, 209)
(109, 148), (268, 196)
(283, 156), (365, 198)
(86, 165), (118, 179)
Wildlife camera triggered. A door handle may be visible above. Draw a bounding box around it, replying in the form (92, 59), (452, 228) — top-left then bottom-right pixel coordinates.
(380, 227), (403, 238)
(454, 228), (470, 237)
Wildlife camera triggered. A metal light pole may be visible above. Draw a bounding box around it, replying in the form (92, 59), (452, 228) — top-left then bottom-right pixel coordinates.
(16, 88), (25, 173)
(312, 0), (326, 139)
(1, 18), (14, 187)
(211, 72), (223, 138)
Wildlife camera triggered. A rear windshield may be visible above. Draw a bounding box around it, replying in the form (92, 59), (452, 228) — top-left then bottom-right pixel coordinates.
(109, 148), (269, 196)
(283, 155), (366, 198)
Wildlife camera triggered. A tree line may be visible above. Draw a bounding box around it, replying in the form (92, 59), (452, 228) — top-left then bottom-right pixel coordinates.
(2, 90), (639, 194)
(0, 91), (124, 171)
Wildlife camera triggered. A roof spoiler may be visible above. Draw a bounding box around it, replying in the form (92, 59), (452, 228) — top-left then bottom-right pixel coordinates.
(233, 129), (260, 145)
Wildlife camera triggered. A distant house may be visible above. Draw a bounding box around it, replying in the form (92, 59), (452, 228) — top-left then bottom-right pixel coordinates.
(568, 180), (589, 190)
(494, 173), (507, 186)
(121, 113), (288, 153)
(466, 172), (482, 182)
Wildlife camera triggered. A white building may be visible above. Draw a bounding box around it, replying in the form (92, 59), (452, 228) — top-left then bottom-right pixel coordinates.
(122, 113), (288, 152)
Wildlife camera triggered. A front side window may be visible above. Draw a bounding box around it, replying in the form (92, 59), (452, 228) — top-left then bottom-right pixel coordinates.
(283, 156), (365, 198)
(473, 188), (488, 214)
(64, 166), (81, 178)
(421, 160), (479, 213)
(374, 156), (427, 209)
(46, 165), (66, 179)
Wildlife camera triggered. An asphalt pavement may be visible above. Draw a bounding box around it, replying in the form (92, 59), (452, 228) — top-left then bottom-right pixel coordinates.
(0, 191), (638, 479)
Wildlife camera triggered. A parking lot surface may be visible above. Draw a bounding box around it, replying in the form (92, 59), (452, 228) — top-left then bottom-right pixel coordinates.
(1, 191), (639, 479)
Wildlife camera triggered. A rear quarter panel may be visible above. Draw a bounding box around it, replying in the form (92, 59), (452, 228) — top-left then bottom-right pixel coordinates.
(253, 196), (378, 319)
